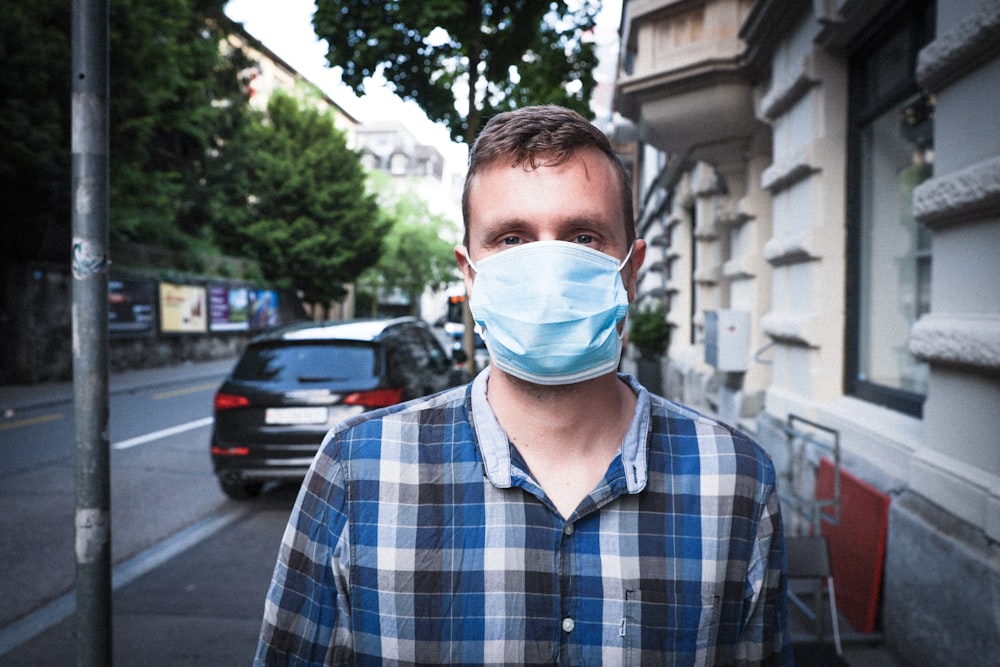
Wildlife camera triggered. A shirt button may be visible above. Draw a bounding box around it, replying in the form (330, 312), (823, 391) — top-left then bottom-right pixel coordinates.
(562, 617), (575, 633)
(563, 522), (574, 536)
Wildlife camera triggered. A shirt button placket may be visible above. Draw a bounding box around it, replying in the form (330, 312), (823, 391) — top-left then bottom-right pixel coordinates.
(561, 522), (576, 635)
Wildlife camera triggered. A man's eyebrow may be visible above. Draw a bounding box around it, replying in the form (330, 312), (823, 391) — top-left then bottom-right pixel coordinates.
(563, 215), (607, 228)
(480, 217), (529, 234)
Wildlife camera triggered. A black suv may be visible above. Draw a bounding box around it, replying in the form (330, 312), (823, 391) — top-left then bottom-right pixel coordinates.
(210, 317), (469, 499)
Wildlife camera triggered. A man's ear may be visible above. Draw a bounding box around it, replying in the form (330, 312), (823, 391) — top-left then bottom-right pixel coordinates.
(625, 239), (646, 302)
(455, 245), (475, 294)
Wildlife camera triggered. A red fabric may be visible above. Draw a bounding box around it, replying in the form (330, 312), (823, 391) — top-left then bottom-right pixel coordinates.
(816, 458), (891, 634)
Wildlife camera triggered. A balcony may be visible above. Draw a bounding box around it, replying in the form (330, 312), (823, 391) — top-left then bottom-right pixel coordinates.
(615, 0), (759, 164)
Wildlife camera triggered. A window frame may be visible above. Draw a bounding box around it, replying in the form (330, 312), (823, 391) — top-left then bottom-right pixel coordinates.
(844, 0), (935, 418)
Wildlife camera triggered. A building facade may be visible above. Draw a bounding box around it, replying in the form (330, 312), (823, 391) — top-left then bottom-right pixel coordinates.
(222, 20), (359, 139)
(614, 0), (1000, 663)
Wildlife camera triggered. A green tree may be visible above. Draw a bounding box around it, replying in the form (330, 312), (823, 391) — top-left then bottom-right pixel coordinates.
(223, 92), (387, 304)
(1, 0), (71, 260)
(313, 0), (601, 363)
(312, 0), (601, 146)
(357, 172), (460, 315)
(0, 0), (252, 262)
(109, 0), (253, 249)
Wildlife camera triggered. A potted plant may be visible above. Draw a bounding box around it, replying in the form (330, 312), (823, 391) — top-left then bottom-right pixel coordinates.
(628, 303), (671, 358)
(628, 303), (671, 391)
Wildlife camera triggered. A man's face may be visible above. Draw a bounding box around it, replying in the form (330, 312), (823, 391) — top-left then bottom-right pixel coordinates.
(456, 146), (644, 299)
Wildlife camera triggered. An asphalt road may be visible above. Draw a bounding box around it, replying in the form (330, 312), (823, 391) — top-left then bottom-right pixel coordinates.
(0, 357), (298, 664)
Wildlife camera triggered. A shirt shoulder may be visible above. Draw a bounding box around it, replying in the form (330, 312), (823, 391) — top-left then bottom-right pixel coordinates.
(645, 392), (778, 489)
(314, 383), (475, 474)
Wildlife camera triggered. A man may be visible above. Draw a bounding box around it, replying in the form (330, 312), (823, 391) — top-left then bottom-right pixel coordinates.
(255, 105), (792, 665)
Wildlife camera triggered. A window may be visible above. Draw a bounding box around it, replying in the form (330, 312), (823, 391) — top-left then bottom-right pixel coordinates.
(390, 152), (408, 176)
(846, 1), (934, 417)
(232, 343), (378, 384)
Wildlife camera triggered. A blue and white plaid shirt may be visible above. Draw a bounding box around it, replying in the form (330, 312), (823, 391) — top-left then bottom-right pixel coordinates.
(255, 370), (792, 666)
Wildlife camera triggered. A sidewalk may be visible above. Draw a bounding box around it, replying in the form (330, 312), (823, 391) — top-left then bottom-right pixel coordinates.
(0, 485), (297, 666)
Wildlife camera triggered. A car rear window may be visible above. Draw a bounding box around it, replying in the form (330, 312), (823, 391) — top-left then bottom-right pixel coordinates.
(231, 342), (379, 384)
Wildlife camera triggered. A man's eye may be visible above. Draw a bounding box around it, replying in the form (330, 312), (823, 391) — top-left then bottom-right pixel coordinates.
(574, 235), (595, 244)
(502, 236), (521, 246)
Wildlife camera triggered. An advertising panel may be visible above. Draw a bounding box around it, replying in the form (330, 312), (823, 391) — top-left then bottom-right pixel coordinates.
(209, 285), (250, 332)
(249, 289), (279, 330)
(159, 282), (207, 333)
(108, 277), (156, 335)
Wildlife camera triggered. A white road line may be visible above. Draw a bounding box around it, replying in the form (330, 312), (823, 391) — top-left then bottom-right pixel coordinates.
(112, 416), (214, 450)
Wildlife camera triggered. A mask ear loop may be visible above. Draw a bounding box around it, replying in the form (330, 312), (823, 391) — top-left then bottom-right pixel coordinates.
(617, 242), (635, 271)
(617, 243), (637, 340)
(459, 246), (478, 273)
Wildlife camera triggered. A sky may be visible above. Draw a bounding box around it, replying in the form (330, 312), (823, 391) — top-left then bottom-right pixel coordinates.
(222, 0), (623, 173)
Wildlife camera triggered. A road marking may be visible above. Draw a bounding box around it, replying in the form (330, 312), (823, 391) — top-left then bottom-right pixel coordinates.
(112, 417), (214, 450)
(0, 505), (247, 658)
(0, 413), (64, 432)
(152, 382), (219, 400)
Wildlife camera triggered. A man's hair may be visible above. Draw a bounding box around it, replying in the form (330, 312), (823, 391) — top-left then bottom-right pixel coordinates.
(461, 105), (635, 248)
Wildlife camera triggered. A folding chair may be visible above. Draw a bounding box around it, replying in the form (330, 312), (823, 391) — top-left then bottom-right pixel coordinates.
(779, 415), (843, 657)
(786, 534), (843, 656)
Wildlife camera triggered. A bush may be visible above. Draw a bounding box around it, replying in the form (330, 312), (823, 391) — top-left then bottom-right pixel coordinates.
(628, 303), (671, 358)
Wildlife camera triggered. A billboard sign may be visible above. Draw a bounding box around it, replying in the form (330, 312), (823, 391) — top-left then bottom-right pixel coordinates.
(108, 277), (156, 335)
(159, 282), (207, 333)
(209, 285), (250, 332)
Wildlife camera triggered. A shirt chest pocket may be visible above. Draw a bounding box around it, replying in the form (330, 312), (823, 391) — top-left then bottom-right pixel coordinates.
(619, 583), (721, 666)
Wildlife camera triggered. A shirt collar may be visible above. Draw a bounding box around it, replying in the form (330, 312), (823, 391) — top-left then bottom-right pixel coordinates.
(469, 367), (650, 494)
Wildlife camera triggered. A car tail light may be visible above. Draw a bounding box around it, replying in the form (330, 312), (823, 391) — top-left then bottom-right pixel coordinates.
(343, 388), (405, 408)
(211, 445), (250, 456)
(214, 392), (250, 411)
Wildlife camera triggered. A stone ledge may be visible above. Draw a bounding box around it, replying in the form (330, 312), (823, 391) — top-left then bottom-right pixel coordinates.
(909, 313), (1000, 372)
(917, 3), (1000, 93)
(760, 312), (815, 346)
(763, 233), (816, 265)
(761, 160), (816, 194)
(759, 52), (818, 121)
(912, 156), (1000, 228)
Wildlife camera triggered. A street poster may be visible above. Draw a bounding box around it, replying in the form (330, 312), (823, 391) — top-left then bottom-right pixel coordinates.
(209, 285), (250, 332)
(159, 282), (207, 333)
(108, 277), (156, 335)
(249, 289), (279, 330)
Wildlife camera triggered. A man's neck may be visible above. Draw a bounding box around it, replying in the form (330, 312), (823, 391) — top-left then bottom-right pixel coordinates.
(485, 368), (637, 517)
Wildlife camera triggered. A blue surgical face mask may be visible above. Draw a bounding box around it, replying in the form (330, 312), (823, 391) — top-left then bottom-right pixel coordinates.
(463, 240), (633, 385)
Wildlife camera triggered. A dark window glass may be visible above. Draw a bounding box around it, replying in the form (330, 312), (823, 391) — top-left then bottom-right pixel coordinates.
(232, 343), (378, 384)
(847, 1), (934, 416)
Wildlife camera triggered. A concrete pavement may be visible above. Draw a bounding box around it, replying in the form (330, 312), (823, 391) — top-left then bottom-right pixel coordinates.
(0, 484), (297, 666)
(0, 356), (289, 666)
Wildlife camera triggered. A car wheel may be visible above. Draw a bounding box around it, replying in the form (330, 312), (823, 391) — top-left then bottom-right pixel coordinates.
(218, 475), (263, 500)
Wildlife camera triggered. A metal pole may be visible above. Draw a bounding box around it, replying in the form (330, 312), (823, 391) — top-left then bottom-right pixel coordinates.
(71, 0), (111, 664)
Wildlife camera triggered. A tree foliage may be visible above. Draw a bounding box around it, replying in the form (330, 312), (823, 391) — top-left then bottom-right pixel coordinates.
(312, 0), (601, 144)
(220, 93), (387, 304)
(357, 171), (460, 315)
(0, 0), (253, 261)
(1, 0), (72, 260)
(108, 0), (252, 249)
(2, 0), (385, 305)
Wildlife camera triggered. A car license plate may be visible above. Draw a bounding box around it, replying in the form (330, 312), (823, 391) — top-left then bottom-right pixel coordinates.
(265, 407), (328, 425)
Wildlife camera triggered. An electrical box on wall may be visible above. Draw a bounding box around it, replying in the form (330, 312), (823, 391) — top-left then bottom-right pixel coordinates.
(704, 310), (751, 372)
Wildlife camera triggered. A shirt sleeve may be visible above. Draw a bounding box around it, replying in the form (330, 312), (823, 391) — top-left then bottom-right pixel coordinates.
(254, 435), (353, 666)
(736, 477), (794, 666)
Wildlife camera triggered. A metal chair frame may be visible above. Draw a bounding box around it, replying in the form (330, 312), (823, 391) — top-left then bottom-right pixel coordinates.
(779, 414), (844, 656)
